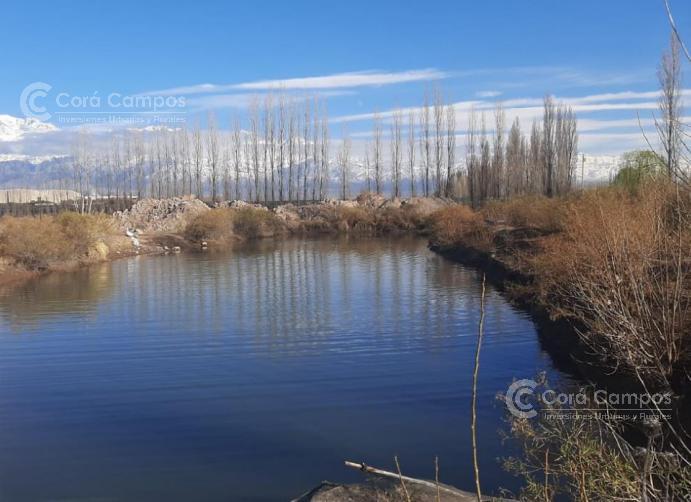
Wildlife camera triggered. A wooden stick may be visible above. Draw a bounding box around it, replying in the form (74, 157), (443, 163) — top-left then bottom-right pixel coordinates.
(394, 455), (412, 502)
(471, 274), (486, 502)
(344, 460), (468, 497)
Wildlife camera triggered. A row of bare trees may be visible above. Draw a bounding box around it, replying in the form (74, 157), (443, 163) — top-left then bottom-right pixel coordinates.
(68, 91), (580, 208)
(466, 97), (578, 206)
(362, 91), (458, 198)
(71, 95), (332, 206)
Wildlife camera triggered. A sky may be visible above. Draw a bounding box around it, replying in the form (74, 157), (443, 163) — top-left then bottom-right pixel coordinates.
(1, 0), (689, 155)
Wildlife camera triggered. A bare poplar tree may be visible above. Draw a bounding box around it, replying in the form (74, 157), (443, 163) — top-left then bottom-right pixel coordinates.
(555, 106), (578, 194)
(390, 109), (403, 198)
(312, 96), (320, 201)
(364, 141), (372, 193)
(269, 97), (277, 201)
(278, 96), (286, 201)
(445, 103), (456, 197)
(232, 117), (242, 200)
(420, 92), (432, 196)
(657, 34), (682, 180)
(207, 115), (220, 201)
(287, 101), (296, 201)
(193, 123), (204, 198)
(407, 110), (416, 197)
(479, 114), (491, 202)
(110, 134), (121, 201)
(338, 131), (351, 199)
(491, 104), (505, 199)
(433, 89), (445, 195)
(134, 133), (145, 200)
(123, 131), (133, 199)
(466, 107), (479, 206)
(528, 120), (542, 194)
(542, 96), (556, 197)
(302, 98), (311, 202)
(320, 108), (329, 199)
(506, 118), (524, 196)
(249, 100), (260, 202)
(373, 112), (382, 194)
(170, 130), (179, 197)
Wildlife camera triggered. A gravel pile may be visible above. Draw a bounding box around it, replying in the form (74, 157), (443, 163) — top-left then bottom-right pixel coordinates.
(114, 198), (210, 233)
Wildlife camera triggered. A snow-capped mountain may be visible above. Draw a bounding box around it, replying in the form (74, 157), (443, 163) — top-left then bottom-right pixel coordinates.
(574, 154), (621, 184)
(0, 153), (67, 164)
(0, 114), (59, 142)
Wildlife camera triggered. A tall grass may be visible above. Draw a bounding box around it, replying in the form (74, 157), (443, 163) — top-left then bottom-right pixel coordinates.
(0, 213), (114, 270)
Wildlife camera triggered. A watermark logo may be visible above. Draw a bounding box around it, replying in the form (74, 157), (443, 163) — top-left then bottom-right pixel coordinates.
(504, 378), (673, 421)
(505, 379), (539, 418)
(19, 81), (187, 126)
(20, 82), (53, 121)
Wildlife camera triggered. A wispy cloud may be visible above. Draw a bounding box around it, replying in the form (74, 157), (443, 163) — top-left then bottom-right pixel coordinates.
(475, 90), (502, 98)
(146, 69), (449, 96)
(185, 90), (354, 111)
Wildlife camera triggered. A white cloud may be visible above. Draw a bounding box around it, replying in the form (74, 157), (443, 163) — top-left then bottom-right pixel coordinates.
(146, 69), (449, 96)
(185, 90), (354, 111)
(475, 90), (502, 98)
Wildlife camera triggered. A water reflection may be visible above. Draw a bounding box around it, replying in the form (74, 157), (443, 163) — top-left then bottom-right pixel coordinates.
(0, 261), (114, 331)
(0, 237), (568, 501)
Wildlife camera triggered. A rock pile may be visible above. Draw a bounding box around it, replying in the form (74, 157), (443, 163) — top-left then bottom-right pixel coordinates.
(114, 198), (210, 233)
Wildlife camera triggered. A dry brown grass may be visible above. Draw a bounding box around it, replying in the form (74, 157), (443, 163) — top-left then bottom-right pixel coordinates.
(184, 207), (285, 244)
(183, 208), (235, 243)
(482, 195), (567, 232)
(231, 207), (285, 239)
(530, 182), (691, 384)
(0, 213), (114, 270)
(505, 377), (691, 501)
(427, 205), (489, 248)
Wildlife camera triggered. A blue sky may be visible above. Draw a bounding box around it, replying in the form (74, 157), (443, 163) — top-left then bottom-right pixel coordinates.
(1, 0), (689, 154)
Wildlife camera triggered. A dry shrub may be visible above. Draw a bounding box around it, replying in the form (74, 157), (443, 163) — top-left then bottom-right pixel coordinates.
(428, 205), (488, 248)
(184, 208), (234, 243)
(56, 212), (113, 255)
(505, 377), (691, 501)
(531, 182), (691, 384)
(374, 207), (425, 233)
(482, 195), (566, 232)
(184, 207), (284, 242)
(0, 213), (112, 270)
(231, 207), (284, 239)
(335, 206), (376, 233)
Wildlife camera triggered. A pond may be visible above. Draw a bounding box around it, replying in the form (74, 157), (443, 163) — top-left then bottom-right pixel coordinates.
(0, 237), (573, 501)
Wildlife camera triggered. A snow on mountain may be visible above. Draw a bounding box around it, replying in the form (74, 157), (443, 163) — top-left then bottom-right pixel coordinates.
(575, 154), (621, 184)
(0, 153), (67, 164)
(342, 154), (621, 184)
(0, 115), (59, 142)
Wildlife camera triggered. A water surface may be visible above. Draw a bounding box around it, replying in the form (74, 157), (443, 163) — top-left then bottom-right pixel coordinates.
(0, 237), (571, 501)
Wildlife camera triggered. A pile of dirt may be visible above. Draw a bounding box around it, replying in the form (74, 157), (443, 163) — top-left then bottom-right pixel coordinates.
(114, 198), (210, 233)
(216, 200), (268, 211)
(402, 197), (453, 217)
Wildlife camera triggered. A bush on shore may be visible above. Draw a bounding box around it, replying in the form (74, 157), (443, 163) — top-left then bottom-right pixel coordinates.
(428, 182), (690, 386)
(184, 207), (285, 244)
(482, 195), (567, 233)
(427, 204), (489, 248)
(0, 213), (114, 270)
(504, 376), (691, 501)
(531, 182), (690, 385)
